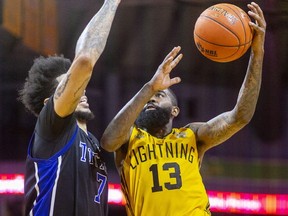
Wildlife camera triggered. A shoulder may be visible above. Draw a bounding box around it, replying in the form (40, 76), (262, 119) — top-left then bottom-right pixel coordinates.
(130, 126), (148, 139)
(184, 122), (206, 134)
(183, 122), (207, 157)
(37, 96), (76, 138)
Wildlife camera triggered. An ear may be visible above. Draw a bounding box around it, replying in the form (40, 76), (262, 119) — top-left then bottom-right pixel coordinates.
(43, 98), (49, 105)
(171, 106), (180, 117)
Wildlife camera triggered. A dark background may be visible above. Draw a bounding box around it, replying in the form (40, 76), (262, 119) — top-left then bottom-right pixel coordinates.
(0, 0), (287, 215)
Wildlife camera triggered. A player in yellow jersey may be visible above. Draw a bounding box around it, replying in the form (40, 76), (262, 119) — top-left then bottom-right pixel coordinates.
(101, 2), (266, 216)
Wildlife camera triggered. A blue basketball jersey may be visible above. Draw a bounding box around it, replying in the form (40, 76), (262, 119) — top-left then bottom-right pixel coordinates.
(24, 98), (108, 216)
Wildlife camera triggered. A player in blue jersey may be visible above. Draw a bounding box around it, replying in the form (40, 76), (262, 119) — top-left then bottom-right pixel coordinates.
(18, 0), (121, 215)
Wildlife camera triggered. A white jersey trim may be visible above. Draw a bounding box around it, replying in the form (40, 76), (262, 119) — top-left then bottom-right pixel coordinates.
(49, 156), (62, 216)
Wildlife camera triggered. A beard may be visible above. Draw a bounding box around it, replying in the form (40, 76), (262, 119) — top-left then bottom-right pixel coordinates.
(74, 110), (95, 122)
(135, 106), (171, 134)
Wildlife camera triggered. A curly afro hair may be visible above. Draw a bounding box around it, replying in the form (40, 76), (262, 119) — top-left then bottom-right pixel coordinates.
(18, 55), (71, 116)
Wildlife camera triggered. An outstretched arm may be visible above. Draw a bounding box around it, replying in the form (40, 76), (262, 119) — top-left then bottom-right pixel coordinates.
(192, 2), (266, 157)
(54, 0), (121, 117)
(101, 46), (183, 152)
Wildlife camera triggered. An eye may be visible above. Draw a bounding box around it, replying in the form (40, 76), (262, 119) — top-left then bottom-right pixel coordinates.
(155, 92), (165, 98)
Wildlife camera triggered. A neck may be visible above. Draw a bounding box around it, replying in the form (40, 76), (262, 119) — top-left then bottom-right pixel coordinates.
(152, 129), (169, 138)
(146, 123), (172, 138)
(77, 120), (88, 134)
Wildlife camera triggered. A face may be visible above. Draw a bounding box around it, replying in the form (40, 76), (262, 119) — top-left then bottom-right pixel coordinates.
(74, 91), (95, 122)
(135, 89), (177, 131)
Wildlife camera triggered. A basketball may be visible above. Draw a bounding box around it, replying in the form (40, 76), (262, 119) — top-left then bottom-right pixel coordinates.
(194, 3), (254, 63)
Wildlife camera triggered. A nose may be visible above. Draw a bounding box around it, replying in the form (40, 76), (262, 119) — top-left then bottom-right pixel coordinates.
(80, 90), (88, 103)
(148, 95), (157, 103)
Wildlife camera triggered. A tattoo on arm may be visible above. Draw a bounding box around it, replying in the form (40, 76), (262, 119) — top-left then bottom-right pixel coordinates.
(73, 77), (90, 98)
(55, 74), (71, 100)
(76, 1), (119, 60)
(235, 58), (262, 122)
(54, 74), (90, 104)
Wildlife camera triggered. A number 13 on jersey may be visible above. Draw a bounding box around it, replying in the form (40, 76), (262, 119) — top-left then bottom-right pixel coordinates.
(149, 162), (182, 192)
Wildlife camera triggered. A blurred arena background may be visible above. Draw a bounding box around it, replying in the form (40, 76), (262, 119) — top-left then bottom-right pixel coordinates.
(0, 0), (287, 215)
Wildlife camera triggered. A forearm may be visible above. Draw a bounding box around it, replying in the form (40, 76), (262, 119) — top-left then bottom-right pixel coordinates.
(101, 83), (155, 152)
(233, 49), (264, 123)
(196, 50), (264, 153)
(197, 53), (264, 152)
(75, 0), (120, 64)
(232, 1), (267, 123)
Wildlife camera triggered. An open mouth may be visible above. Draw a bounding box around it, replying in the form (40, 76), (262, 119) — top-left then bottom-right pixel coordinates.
(145, 103), (157, 111)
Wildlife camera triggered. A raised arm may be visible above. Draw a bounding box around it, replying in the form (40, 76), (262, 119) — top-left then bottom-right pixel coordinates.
(193, 2), (266, 156)
(101, 46), (183, 152)
(54, 0), (121, 117)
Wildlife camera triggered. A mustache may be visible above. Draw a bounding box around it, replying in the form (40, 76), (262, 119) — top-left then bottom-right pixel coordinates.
(144, 102), (159, 111)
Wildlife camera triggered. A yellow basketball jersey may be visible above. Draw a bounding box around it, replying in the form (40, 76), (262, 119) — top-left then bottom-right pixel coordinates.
(121, 127), (211, 216)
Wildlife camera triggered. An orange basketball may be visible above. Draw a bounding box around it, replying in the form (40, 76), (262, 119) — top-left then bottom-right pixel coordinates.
(194, 3), (254, 63)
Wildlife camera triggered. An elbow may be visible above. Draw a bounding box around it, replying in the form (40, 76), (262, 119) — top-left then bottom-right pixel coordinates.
(241, 108), (256, 125)
(239, 116), (252, 127)
(74, 54), (94, 74)
(233, 111), (254, 127)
